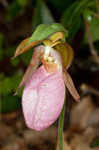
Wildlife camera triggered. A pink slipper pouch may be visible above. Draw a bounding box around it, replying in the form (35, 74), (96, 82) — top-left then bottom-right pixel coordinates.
(22, 65), (65, 131)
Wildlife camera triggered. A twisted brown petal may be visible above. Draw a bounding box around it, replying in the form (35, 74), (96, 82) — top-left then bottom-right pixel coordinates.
(63, 69), (80, 102)
(14, 46), (44, 95)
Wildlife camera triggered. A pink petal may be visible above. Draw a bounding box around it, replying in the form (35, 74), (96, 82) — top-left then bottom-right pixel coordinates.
(22, 65), (65, 131)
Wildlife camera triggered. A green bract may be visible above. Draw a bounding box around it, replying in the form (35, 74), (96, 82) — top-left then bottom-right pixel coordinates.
(29, 23), (68, 43)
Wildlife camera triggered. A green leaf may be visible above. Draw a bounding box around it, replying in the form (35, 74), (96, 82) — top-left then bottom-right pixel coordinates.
(61, 1), (82, 41)
(29, 23), (68, 43)
(61, 1), (79, 28)
(41, 2), (55, 24)
(58, 104), (65, 150)
(61, 0), (95, 41)
(68, 14), (82, 41)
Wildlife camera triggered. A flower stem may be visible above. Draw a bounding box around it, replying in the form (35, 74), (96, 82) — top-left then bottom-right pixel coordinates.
(58, 103), (65, 150)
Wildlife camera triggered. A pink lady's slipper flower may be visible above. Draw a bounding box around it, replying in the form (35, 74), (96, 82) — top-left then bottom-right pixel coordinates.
(13, 31), (80, 131)
(18, 45), (79, 131)
(22, 46), (66, 131)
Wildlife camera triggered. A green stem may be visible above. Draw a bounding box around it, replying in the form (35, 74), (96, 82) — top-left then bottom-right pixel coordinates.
(58, 103), (65, 150)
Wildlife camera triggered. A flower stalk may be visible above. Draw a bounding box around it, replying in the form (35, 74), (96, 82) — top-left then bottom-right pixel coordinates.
(58, 103), (65, 150)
